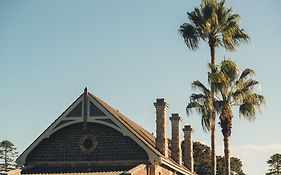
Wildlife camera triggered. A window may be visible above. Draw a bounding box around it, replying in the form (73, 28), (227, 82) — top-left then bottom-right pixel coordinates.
(79, 134), (97, 153)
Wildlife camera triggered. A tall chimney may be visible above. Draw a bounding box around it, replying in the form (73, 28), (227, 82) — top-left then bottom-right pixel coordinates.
(154, 98), (169, 157)
(170, 113), (182, 165)
(183, 125), (194, 171)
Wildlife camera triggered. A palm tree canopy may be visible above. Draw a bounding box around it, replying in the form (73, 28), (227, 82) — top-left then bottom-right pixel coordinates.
(209, 60), (265, 121)
(179, 0), (250, 51)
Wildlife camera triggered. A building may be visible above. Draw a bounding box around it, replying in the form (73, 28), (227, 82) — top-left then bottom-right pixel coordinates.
(16, 88), (196, 175)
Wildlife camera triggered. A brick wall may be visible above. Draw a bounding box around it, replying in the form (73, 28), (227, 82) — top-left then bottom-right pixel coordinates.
(26, 123), (148, 164)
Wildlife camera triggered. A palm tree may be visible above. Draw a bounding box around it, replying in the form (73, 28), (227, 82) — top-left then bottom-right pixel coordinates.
(209, 60), (265, 175)
(179, 1), (250, 174)
(187, 79), (218, 175)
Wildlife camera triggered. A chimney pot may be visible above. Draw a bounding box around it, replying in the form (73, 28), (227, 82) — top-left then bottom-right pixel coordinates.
(156, 98), (165, 104)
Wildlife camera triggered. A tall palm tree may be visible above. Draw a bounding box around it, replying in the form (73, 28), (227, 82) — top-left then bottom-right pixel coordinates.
(179, 1), (250, 174)
(209, 60), (265, 175)
(187, 80), (216, 175)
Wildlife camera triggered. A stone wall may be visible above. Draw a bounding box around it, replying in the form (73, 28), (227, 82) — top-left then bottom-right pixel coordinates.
(154, 165), (173, 175)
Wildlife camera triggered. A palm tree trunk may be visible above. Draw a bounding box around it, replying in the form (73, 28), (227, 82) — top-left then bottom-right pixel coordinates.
(210, 44), (216, 64)
(211, 122), (216, 175)
(4, 148), (8, 171)
(210, 43), (216, 175)
(224, 135), (231, 175)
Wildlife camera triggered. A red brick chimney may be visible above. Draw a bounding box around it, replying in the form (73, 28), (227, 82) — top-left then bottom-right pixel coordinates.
(170, 113), (182, 165)
(154, 98), (169, 157)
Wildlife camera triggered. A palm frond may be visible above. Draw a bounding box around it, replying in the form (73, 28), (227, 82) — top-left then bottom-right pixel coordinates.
(232, 29), (251, 45)
(190, 93), (208, 103)
(239, 68), (255, 80)
(220, 59), (239, 81)
(201, 112), (212, 132)
(239, 103), (256, 120)
(186, 101), (202, 116)
(188, 8), (204, 28)
(239, 93), (266, 120)
(186, 100), (213, 132)
(208, 70), (228, 95)
(179, 23), (200, 50)
(243, 79), (259, 91)
(233, 79), (259, 103)
(220, 11), (250, 51)
(187, 78), (214, 132)
(192, 80), (211, 96)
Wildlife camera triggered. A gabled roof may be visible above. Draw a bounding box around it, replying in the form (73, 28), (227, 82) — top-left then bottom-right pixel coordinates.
(17, 89), (160, 165)
(17, 89), (195, 175)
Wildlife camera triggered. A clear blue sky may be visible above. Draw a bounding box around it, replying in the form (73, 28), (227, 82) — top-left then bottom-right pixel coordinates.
(0, 0), (280, 174)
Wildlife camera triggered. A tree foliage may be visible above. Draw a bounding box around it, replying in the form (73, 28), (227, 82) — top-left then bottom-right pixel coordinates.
(179, 0), (250, 63)
(266, 153), (281, 175)
(217, 156), (245, 175)
(187, 80), (214, 132)
(193, 141), (245, 175)
(0, 140), (18, 172)
(194, 141), (211, 174)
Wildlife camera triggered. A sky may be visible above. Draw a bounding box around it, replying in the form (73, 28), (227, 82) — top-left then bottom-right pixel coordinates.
(0, 0), (281, 174)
